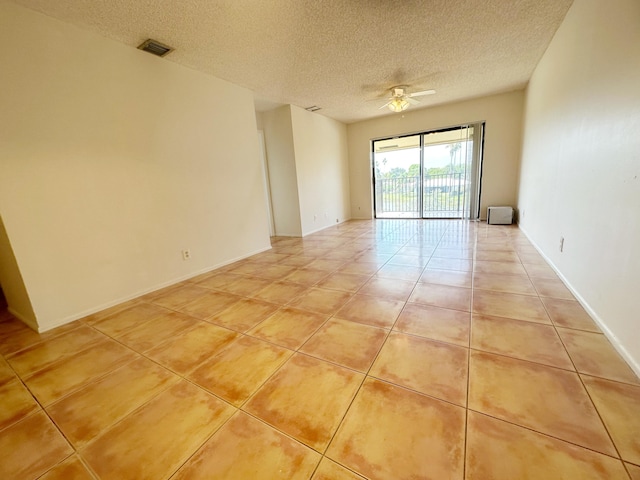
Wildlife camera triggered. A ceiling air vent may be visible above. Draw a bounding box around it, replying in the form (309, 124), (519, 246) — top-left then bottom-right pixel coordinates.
(305, 106), (321, 112)
(137, 39), (173, 57)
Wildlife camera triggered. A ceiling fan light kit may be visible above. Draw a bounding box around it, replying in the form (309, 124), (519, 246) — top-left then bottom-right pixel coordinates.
(380, 86), (436, 113)
(388, 98), (410, 112)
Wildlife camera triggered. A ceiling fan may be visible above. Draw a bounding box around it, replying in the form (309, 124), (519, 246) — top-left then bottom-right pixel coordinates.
(379, 86), (436, 112)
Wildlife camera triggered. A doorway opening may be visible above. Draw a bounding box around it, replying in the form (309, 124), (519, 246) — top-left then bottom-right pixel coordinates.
(372, 123), (484, 219)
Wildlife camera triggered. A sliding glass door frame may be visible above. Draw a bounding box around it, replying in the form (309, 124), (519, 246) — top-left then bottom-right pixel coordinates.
(372, 122), (485, 220)
(469, 123), (485, 220)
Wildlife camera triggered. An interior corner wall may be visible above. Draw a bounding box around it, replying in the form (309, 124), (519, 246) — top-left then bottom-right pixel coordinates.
(255, 111), (264, 130)
(262, 105), (351, 237)
(518, 0), (640, 372)
(289, 106), (351, 235)
(0, 2), (271, 331)
(262, 106), (303, 236)
(346, 90), (525, 219)
(0, 216), (37, 328)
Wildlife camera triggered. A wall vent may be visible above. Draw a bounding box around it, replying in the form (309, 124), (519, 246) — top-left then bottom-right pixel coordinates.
(305, 106), (321, 112)
(137, 39), (173, 57)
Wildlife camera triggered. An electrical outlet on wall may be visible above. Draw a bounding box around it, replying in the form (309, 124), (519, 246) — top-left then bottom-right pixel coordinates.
(182, 249), (191, 260)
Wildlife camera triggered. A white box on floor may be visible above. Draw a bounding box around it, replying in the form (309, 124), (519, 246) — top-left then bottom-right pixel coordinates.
(487, 206), (513, 225)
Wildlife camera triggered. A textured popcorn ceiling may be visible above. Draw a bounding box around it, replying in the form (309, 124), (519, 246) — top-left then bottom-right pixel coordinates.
(9, 0), (573, 123)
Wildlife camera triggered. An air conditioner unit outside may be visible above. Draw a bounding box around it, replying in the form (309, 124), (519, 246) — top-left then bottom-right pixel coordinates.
(487, 206), (513, 225)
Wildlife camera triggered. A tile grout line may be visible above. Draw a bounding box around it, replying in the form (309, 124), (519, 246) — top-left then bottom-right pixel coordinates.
(305, 231), (428, 477)
(463, 223), (478, 480)
(467, 407), (630, 462)
(31, 312), (240, 480)
(543, 298), (630, 466)
(239, 227), (391, 478)
(516, 238), (632, 469)
(3, 220), (637, 479)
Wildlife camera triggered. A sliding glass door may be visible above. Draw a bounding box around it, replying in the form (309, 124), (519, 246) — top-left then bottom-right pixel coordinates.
(373, 123), (484, 219)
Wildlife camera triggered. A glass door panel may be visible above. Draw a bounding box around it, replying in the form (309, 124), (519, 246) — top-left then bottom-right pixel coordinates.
(372, 135), (421, 218)
(422, 126), (477, 219)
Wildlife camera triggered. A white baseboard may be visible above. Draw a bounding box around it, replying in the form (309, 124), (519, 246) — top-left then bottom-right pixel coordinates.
(518, 225), (640, 378)
(303, 218), (350, 236)
(36, 244), (273, 333)
(272, 232), (302, 237)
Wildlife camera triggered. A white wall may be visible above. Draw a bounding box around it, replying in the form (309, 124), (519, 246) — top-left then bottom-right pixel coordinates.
(290, 106), (351, 235)
(0, 2), (271, 331)
(262, 105), (351, 237)
(347, 91), (524, 219)
(518, 0), (640, 372)
(262, 106), (303, 236)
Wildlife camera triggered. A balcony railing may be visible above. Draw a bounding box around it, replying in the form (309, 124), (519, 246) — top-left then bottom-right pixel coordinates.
(374, 173), (467, 218)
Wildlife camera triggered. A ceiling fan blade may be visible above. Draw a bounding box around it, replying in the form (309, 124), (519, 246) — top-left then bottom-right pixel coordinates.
(406, 97), (421, 105)
(409, 89), (436, 97)
(378, 100), (392, 109)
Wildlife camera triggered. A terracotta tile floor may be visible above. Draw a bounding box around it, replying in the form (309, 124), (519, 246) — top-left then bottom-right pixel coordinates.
(1, 219), (639, 479)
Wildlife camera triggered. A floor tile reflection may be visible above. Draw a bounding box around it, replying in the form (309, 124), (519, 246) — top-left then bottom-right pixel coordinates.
(0, 219), (637, 480)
